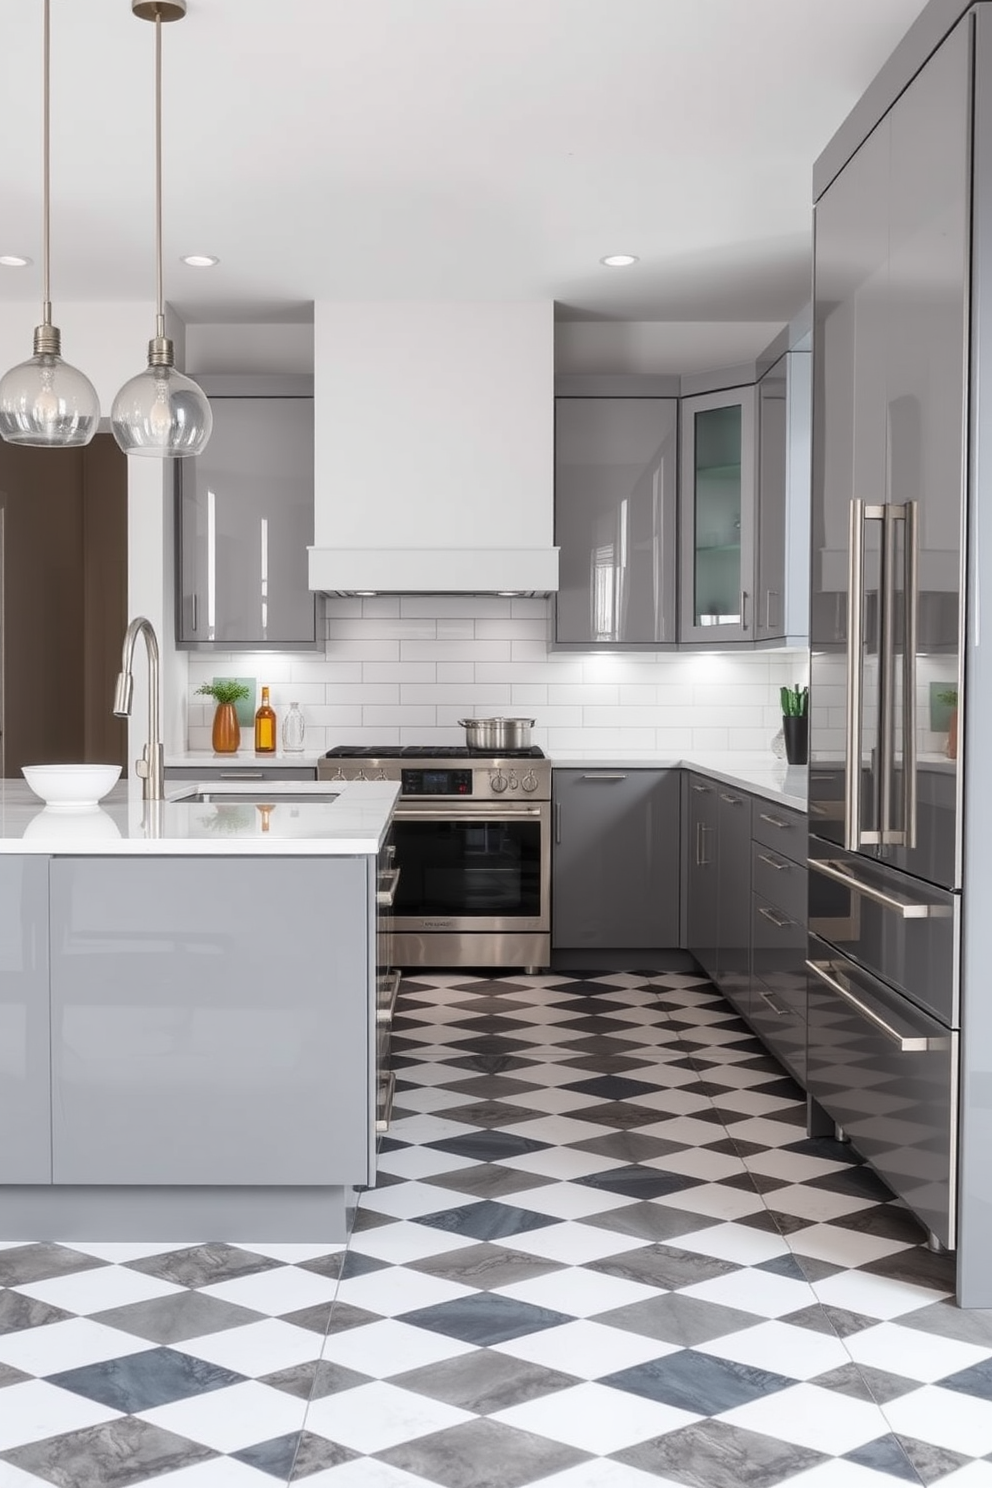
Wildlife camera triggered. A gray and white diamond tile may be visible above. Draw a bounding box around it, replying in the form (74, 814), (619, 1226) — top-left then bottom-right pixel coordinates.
(4, 968), (992, 1487)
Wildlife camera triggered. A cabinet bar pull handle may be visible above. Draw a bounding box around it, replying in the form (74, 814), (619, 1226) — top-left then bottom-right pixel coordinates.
(190, 593), (198, 633)
(375, 1071), (396, 1133)
(720, 793), (743, 805)
(759, 812), (791, 829)
(758, 905), (792, 928)
(807, 856), (932, 918)
(741, 589), (749, 631)
(580, 773), (628, 781)
(757, 852), (790, 871)
(377, 867), (400, 907)
(759, 988), (788, 1016)
(219, 771), (264, 779)
(691, 783), (710, 793)
(765, 589), (780, 631)
(805, 959), (937, 1051)
(555, 802), (562, 845)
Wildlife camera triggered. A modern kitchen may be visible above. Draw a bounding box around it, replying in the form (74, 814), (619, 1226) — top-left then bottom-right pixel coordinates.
(2, 1), (991, 1486)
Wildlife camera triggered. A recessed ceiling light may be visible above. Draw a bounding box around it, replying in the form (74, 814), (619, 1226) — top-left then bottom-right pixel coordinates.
(0, 255), (31, 268)
(600, 253), (639, 268)
(180, 254), (219, 268)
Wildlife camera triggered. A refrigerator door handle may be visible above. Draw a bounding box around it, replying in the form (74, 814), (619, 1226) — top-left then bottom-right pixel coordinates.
(879, 504), (899, 844)
(807, 855), (934, 917)
(805, 958), (940, 1051)
(845, 500), (868, 849)
(902, 500), (919, 849)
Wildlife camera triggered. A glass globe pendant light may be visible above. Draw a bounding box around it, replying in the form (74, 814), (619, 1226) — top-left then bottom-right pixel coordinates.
(111, 0), (212, 457)
(0, 0), (100, 448)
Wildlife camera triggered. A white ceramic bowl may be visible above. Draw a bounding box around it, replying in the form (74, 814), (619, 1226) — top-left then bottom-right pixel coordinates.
(21, 763), (122, 810)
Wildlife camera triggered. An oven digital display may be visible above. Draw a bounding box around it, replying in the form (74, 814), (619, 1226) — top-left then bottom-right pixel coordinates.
(401, 769), (473, 796)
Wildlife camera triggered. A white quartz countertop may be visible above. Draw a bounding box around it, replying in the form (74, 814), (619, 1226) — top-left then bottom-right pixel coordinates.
(0, 779), (399, 855)
(165, 750), (323, 770)
(549, 751), (808, 811)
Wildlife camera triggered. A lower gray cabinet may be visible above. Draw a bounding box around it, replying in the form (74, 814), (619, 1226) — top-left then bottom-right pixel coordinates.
(714, 787), (752, 1012)
(685, 775), (719, 979)
(48, 856), (373, 1187)
(0, 857), (51, 1183)
(552, 768), (680, 950)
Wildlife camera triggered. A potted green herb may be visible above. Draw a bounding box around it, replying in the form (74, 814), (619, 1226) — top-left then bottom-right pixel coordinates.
(196, 680), (251, 755)
(780, 684), (809, 765)
(937, 687), (959, 759)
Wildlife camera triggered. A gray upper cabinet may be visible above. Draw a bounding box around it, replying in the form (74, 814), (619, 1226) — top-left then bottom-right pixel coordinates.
(554, 397), (679, 647)
(177, 376), (320, 651)
(679, 387), (757, 644)
(552, 768), (680, 949)
(755, 360), (788, 642)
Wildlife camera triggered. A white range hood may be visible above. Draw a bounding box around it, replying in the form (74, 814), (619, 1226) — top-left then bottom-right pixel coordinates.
(308, 301), (559, 596)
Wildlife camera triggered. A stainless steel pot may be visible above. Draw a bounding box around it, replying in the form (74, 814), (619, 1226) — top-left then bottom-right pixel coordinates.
(457, 717), (535, 751)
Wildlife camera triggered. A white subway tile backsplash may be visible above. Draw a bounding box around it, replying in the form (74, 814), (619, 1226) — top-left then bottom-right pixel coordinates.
(182, 600), (807, 755)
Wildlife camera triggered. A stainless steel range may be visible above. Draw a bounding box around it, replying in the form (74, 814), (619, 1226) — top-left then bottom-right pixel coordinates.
(318, 746), (551, 970)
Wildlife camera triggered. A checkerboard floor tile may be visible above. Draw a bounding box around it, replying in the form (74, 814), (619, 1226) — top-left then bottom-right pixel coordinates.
(2, 969), (992, 1486)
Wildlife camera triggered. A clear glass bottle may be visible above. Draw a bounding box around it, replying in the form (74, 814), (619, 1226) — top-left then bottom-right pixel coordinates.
(254, 685), (277, 754)
(282, 701), (305, 753)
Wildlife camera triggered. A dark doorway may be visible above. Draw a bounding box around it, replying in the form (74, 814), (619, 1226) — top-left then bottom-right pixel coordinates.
(0, 433), (128, 777)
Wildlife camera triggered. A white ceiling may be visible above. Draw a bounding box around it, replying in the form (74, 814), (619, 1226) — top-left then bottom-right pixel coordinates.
(0, 0), (929, 369)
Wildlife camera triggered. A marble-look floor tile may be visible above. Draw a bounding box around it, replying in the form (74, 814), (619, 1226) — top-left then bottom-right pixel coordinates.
(375, 1415), (589, 1488)
(0, 1415), (217, 1487)
(387, 1350), (579, 1415)
(0, 1379), (123, 1452)
(612, 1418), (826, 1487)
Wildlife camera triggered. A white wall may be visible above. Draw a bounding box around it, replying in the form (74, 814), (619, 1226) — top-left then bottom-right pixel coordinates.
(185, 596), (807, 756)
(0, 301), (154, 417)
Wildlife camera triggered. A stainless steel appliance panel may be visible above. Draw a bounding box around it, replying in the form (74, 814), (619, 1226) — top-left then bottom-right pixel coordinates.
(807, 934), (957, 1248)
(809, 21), (969, 891)
(392, 931), (549, 970)
(808, 843), (958, 1026)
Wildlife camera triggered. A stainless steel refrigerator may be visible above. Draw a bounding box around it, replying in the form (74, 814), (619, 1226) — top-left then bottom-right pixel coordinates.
(808, 15), (967, 1256)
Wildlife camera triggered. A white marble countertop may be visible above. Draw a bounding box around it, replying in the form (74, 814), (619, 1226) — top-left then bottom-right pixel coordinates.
(165, 750), (323, 770)
(0, 779), (399, 855)
(549, 751), (808, 811)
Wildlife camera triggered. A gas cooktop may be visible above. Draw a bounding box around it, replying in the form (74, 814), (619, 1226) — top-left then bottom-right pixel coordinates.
(324, 745), (546, 760)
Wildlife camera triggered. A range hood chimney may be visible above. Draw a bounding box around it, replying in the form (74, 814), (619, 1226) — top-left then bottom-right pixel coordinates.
(308, 301), (559, 596)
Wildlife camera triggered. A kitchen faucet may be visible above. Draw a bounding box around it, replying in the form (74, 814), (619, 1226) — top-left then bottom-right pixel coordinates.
(112, 616), (165, 801)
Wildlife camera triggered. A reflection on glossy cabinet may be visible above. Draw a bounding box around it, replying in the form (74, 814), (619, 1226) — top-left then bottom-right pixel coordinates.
(48, 856), (373, 1187)
(177, 379), (320, 651)
(0, 857), (51, 1183)
(554, 397), (678, 647)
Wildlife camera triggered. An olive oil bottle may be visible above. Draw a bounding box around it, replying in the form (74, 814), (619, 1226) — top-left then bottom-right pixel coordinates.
(254, 686), (277, 754)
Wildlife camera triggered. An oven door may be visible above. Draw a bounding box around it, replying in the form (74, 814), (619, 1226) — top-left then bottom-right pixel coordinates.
(391, 800), (550, 934)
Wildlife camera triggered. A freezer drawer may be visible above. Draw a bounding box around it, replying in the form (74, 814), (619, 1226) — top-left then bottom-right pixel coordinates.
(808, 841), (958, 1025)
(807, 934), (957, 1249)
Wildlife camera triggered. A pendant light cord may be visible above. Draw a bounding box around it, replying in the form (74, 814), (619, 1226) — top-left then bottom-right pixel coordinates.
(41, 0), (51, 326)
(155, 8), (165, 341)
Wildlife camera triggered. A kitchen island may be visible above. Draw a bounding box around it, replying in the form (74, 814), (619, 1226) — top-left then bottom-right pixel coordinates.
(0, 778), (399, 1242)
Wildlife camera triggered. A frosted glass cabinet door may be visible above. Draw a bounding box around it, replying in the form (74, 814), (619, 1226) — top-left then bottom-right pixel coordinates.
(0, 857), (51, 1183)
(178, 396), (317, 648)
(555, 397), (678, 646)
(679, 388), (756, 644)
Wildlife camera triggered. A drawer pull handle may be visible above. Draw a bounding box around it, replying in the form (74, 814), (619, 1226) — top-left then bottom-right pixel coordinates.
(691, 783), (710, 793)
(805, 959), (939, 1051)
(720, 793), (744, 806)
(581, 773), (628, 781)
(376, 968), (402, 1024)
(375, 1071), (396, 1134)
(758, 989), (788, 1017)
(758, 905), (792, 928)
(377, 867), (401, 907)
(757, 852), (790, 872)
(807, 857), (933, 918)
(759, 812), (792, 829)
(219, 771), (264, 779)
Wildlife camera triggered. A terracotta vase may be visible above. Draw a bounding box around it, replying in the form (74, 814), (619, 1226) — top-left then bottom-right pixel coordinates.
(211, 702), (241, 754)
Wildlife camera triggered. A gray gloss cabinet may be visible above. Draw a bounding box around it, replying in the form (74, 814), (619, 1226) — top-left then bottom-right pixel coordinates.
(679, 388), (757, 644)
(48, 856), (373, 1187)
(714, 786), (752, 1012)
(684, 774), (719, 979)
(552, 769), (680, 949)
(0, 858), (51, 1183)
(177, 379), (320, 651)
(554, 398), (679, 647)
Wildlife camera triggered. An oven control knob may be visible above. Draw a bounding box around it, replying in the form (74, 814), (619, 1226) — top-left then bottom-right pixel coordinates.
(354, 769), (367, 781)
(508, 773), (519, 790)
(521, 771), (538, 793)
(374, 770), (387, 781)
(331, 769), (347, 782)
(490, 770), (508, 794)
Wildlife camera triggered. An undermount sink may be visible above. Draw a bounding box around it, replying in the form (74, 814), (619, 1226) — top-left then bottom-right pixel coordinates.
(174, 790), (341, 805)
